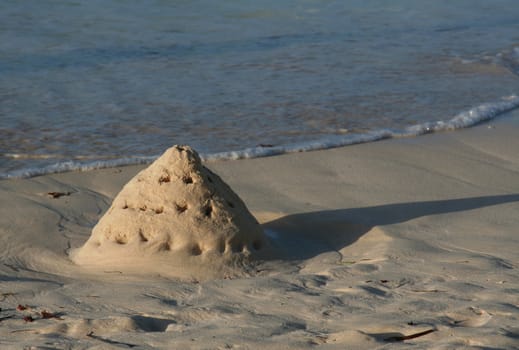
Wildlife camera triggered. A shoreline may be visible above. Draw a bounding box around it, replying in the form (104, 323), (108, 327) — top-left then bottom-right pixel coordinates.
(3, 95), (519, 181)
(0, 111), (518, 348)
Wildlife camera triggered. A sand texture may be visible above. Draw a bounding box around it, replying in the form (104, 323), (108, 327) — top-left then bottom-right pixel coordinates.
(71, 145), (268, 280)
(0, 113), (519, 349)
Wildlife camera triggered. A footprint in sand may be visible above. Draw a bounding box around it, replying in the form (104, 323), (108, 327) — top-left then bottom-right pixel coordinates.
(444, 307), (492, 327)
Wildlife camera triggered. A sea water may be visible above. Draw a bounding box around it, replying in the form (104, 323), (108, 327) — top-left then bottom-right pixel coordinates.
(1, 0), (519, 179)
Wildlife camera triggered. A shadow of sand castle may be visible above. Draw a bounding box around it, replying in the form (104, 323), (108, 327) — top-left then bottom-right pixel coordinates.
(262, 194), (519, 261)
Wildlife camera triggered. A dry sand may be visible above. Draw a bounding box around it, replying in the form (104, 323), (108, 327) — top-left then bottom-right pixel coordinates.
(1, 111), (519, 349)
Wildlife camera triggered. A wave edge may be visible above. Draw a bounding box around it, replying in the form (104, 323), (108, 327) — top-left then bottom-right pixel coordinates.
(2, 95), (518, 180)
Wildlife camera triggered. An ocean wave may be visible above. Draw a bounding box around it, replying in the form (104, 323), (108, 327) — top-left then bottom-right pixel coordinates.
(0, 157), (155, 180)
(203, 95), (519, 160)
(1, 95), (518, 180)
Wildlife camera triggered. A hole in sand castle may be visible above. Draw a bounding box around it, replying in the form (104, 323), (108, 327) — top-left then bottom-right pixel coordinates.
(191, 244), (203, 256)
(122, 202), (129, 209)
(182, 175), (193, 184)
(154, 207), (164, 214)
(217, 239), (225, 254)
(203, 204), (213, 218)
(158, 174), (170, 184)
(175, 202), (188, 213)
(115, 235), (128, 245)
(157, 241), (170, 251)
(138, 229), (148, 242)
(252, 240), (262, 251)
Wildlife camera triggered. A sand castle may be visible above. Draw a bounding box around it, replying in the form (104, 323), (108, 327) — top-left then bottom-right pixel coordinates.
(72, 145), (268, 279)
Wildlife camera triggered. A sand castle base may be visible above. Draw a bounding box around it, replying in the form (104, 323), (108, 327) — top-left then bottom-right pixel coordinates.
(71, 145), (269, 280)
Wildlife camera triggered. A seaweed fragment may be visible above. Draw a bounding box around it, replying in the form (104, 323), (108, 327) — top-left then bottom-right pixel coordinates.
(47, 191), (71, 198)
(384, 328), (437, 342)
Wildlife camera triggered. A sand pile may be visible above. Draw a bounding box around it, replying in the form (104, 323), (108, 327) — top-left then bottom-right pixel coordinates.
(71, 145), (268, 279)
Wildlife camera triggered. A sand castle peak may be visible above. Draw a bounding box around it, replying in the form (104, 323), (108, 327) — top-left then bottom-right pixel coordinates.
(72, 145), (268, 279)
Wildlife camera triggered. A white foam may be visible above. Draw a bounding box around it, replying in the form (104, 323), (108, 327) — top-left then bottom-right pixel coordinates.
(0, 156), (155, 180)
(203, 95), (519, 161)
(2, 95), (519, 180)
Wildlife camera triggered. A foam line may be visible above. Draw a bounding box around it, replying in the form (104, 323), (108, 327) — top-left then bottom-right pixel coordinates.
(2, 95), (518, 180)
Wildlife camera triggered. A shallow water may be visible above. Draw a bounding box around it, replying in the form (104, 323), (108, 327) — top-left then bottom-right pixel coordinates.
(1, 0), (519, 178)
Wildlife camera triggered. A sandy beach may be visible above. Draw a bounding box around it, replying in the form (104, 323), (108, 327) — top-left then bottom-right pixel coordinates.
(1, 111), (519, 349)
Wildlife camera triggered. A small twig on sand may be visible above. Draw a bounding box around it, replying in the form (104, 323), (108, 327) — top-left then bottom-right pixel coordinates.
(0, 314), (15, 322)
(47, 191), (72, 198)
(11, 329), (37, 333)
(384, 328), (437, 342)
(87, 331), (138, 348)
(41, 310), (64, 320)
